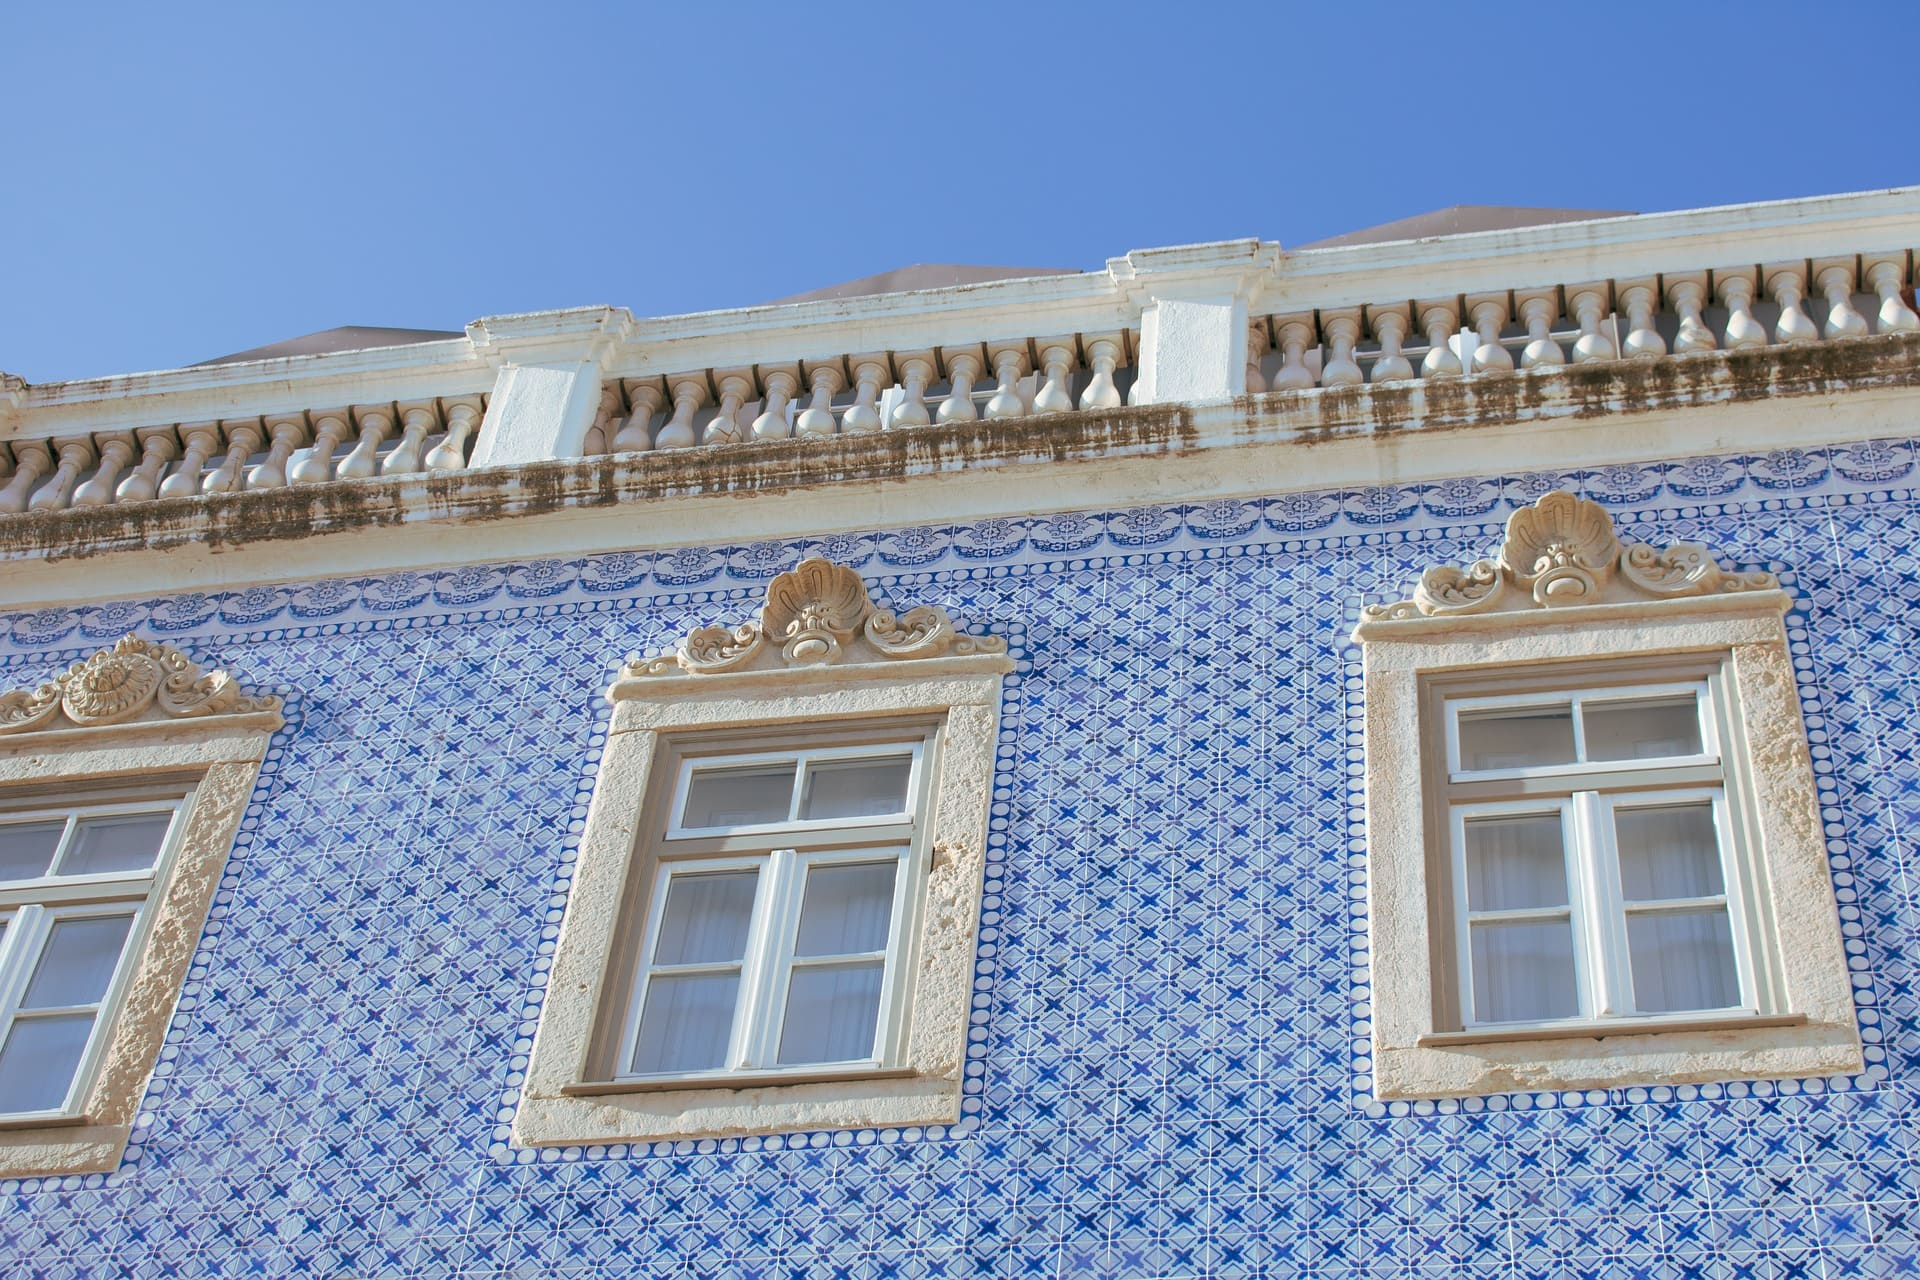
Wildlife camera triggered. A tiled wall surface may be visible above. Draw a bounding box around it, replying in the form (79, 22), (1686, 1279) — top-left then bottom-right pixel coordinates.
(1, 438), (1916, 1278)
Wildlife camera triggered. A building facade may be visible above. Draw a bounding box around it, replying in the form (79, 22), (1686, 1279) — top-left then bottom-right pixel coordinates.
(0, 189), (1916, 1276)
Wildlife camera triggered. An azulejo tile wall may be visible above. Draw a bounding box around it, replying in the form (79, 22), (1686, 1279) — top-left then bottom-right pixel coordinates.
(0, 438), (1916, 1278)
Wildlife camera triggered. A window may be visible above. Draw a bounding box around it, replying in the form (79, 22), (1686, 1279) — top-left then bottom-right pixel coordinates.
(0, 635), (280, 1177)
(516, 558), (1010, 1147)
(1354, 492), (1861, 1098)
(620, 738), (930, 1083)
(1434, 673), (1768, 1036)
(0, 793), (188, 1119)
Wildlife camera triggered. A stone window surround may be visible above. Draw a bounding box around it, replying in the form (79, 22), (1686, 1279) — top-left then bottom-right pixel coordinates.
(0, 637), (281, 1178)
(1354, 496), (1862, 1100)
(516, 561), (1010, 1147)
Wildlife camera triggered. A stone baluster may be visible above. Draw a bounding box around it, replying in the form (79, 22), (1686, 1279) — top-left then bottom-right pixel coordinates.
(290, 410), (353, 484)
(937, 351), (982, 422)
(983, 345), (1029, 420)
(1515, 291), (1565, 369)
(1766, 264), (1819, 345)
(29, 437), (97, 511)
(1664, 274), (1716, 354)
(750, 367), (799, 440)
(889, 354), (935, 428)
(336, 406), (396, 479)
(1080, 336), (1124, 409)
(1716, 271), (1767, 352)
(1367, 306), (1414, 383)
(840, 358), (887, 433)
(615, 381), (665, 451)
(202, 420), (264, 494)
(1245, 321), (1270, 394)
(1031, 341), (1076, 414)
(1417, 301), (1464, 379)
(581, 385), (621, 455)
(1466, 295), (1513, 373)
(1813, 260), (1870, 339)
(1617, 278), (1666, 359)
(159, 422), (222, 497)
(115, 428), (180, 502)
(0, 441), (52, 513)
(72, 433), (137, 507)
(793, 364), (844, 437)
(705, 371), (753, 445)
(1865, 256), (1920, 334)
(1317, 310), (1364, 387)
(246, 415), (309, 490)
(657, 378), (707, 450)
(425, 395), (485, 470)
(382, 402), (439, 474)
(1270, 318), (1315, 391)
(1568, 285), (1618, 364)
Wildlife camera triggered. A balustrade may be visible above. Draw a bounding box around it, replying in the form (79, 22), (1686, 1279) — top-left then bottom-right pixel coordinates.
(0, 396), (488, 516)
(1243, 252), (1917, 394)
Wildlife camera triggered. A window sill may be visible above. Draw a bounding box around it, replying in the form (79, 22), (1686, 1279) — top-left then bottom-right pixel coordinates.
(0, 1111), (90, 1134)
(562, 1066), (919, 1097)
(1417, 1011), (1806, 1048)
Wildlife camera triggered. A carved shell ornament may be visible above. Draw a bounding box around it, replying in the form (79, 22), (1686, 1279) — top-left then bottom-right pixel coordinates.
(1364, 491), (1778, 621)
(632, 557), (1006, 676)
(0, 634), (281, 734)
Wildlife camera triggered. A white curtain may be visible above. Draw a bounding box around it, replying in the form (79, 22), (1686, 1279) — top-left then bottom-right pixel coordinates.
(1464, 815), (1577, 1023)
(629, 870), (759, 1074)
(778, 862), (895, 1064)
(1616, 804), (1738, 1012)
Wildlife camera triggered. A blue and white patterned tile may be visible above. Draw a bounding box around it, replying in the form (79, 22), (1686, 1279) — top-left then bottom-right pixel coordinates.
(0, 439), (1916, 1278)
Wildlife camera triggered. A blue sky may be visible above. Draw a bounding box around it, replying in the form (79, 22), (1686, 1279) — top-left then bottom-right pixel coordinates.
(3, 2), (1914, 382)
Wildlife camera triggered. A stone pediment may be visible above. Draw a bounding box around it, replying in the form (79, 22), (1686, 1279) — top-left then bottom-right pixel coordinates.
(1366, 491), (1778, 621)
(628, 558), (1006, 676)
(0, 635), (282, 734)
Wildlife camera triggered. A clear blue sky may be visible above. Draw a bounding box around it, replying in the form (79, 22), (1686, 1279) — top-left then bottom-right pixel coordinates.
(4, 2), (1914, 382)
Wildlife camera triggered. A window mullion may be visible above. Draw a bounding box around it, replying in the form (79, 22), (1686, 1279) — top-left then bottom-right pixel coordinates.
(736, 848), (798, 1070)
(1577, 792), (1633, 1017)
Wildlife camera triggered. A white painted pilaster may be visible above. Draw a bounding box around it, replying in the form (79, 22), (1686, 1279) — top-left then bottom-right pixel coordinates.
(1133, 295), (1247, 404)
(469, 360), (606, 467)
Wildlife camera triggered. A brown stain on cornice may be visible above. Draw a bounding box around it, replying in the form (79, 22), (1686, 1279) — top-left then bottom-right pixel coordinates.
(4, 332), (1919, 566)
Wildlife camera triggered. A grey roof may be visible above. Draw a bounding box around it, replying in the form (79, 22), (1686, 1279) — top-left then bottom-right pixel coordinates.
(1298, 205), (1637, 250)
(194, 325), (464, 367)
(765, 263), (1079, 306)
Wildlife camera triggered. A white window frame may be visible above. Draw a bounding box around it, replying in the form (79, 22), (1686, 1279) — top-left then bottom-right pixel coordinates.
(0, 792), (193, 1123)
(621, 844), (916, 1084)
(1448, 785), (1758, 1033)
(1443, 680), (1720, 781)
(664, 741), (926, 839)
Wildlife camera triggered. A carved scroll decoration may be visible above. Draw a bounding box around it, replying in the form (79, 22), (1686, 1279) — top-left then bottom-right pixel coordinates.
(631, 558), (1005, 676)
(1365, 491), (1778, 621)
(0, 634), (282, 734)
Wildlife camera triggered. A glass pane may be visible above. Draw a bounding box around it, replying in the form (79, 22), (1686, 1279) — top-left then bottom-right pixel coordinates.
(1456, 707), (1576, 772)
(799, 756), (913, 821)
(1469, 919), (1579, 1024)
(1463, 815), (1568, 912)
(795, 862), (897, 957)
(653, 871), (759, 966)
(679, 764), (795, 828)
(778, 960), (884, 1065)
(1627, 908), (1740, 1013)
(59, 812), (172, 877)
(0, 1012), (95, 1113)
(1585, 696), (1704, 762)
(629, 971), (740, 1075)
(21, 914), (135, 1009)
(0, 821), (63, 882)
(1616, 803), (1724, 901)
